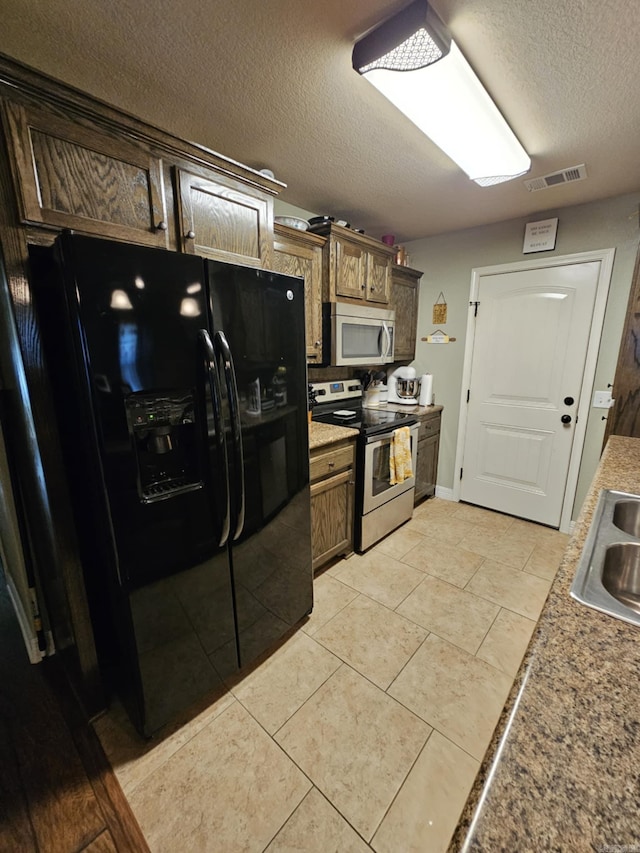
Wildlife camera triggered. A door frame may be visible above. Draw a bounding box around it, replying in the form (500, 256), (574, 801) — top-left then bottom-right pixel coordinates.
(453, 248), (615, 532)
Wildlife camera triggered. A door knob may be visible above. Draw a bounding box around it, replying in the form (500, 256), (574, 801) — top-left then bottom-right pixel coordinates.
(564, 396), (575, 406)
(561, 414), (572, 424)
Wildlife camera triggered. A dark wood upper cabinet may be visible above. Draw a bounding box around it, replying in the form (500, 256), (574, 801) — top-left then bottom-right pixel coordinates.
(313, 223), (395, 306)
(2, 101), (171, 248)
(272, 223), (325, 363)
(390, 264), (421, 362)
(366, 247), (392, 304)
(176, 167), (273, 268)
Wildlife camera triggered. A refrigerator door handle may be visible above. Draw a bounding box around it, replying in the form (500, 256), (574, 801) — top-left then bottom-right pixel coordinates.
(198, 329), (231, 548)
(215, 330), (245, 540)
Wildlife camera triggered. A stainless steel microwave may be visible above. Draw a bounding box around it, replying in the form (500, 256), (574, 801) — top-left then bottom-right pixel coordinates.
(324, 302), (395, 366)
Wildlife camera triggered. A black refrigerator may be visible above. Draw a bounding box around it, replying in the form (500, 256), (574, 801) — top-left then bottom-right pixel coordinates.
(31, 232), (313, 736)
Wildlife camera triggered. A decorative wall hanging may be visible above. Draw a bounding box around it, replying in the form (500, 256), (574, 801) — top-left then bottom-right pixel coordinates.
(422, 329), (456, 343)
(432, 291), (447, 324)
(523, 217), (558, 253)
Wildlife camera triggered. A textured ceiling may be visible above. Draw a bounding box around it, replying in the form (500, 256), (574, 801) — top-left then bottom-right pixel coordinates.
(1, 0), (639, 241)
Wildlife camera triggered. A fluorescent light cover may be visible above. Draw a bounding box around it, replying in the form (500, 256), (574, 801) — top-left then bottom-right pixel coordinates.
(364, 41), (530, 185)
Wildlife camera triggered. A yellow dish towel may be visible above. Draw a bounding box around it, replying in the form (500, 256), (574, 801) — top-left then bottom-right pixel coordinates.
(389, 426), (413, 485)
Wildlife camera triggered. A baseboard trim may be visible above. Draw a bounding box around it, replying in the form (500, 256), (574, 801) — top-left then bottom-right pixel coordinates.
(435, 486), (456, 502)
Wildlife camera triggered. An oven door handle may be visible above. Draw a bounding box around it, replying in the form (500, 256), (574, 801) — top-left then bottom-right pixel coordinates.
(365, 421), (418, 444)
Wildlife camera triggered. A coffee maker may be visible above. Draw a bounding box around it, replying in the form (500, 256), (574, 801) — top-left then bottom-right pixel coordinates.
(387, 366), (420, 405)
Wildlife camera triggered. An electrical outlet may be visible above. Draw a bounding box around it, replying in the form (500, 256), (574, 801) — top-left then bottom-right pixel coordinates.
(593, 390), (613, 409)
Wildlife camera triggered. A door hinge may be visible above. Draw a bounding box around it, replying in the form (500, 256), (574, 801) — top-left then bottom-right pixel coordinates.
(470, 301), (480, 317)
(460, 467), (463, 480)
(466, 389), (470, 403)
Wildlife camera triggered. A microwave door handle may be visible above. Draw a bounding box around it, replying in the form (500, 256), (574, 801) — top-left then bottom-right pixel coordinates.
(382, 322), (392, 358)
(198, 329), (230, 547)
(215, 330), (245, 541)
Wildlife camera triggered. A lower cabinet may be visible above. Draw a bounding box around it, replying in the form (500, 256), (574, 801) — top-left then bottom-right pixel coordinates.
(415, 411), (441, 504)
(310, 438), (356, 571)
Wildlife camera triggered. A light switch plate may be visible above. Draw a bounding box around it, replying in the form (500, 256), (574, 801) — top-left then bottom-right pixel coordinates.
(593, 390), (613, 409)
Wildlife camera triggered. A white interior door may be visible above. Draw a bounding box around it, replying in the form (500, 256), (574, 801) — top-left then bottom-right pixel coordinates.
(460, 260), (601, 527)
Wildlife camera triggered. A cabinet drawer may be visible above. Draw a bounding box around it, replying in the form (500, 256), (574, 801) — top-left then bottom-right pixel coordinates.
(310, 444), (355, 482)
(418, 413), (441, 440)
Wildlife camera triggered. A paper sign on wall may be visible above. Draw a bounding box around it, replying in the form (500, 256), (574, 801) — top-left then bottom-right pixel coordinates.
(523, 217), (558, 253)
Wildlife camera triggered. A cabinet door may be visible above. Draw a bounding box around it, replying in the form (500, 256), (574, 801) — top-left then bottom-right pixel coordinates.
(3, 102), (170, 247)
(391, 267), (420, 361)
(273, 226), (324, 363)
(177, 168), (272, 268)
(333, 237), (366, 300)
(310, 469), (354, 570)
(366, 250), (391, 304)
(415, 433), (439, 503)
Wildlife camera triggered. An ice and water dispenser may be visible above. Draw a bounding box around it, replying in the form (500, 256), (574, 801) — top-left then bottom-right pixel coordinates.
(125, 391), (201, 502)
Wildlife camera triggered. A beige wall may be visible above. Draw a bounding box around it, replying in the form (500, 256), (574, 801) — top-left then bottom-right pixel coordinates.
(407, 192), (640, 519)
(274, 200), (318, 221)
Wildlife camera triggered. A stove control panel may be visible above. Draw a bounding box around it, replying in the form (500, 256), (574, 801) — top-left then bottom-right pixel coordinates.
(310, 380), (362, 405)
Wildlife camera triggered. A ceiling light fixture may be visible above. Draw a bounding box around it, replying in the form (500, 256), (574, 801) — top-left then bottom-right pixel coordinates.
(352, 0), (531, 186)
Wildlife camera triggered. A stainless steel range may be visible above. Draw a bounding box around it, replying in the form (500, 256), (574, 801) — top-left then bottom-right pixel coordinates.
(311, 380), (419, 551)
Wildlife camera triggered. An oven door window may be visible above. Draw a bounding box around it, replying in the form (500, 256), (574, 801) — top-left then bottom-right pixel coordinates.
(371, 439), (394, 497)
(363, 428), (417, 515)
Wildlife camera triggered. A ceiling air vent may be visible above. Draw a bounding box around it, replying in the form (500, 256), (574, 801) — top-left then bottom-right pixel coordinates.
(524, 164), (588, 192)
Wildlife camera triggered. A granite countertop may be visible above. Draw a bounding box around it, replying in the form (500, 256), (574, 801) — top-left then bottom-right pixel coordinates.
(451, 435), (640, 851)
(308, 420), (359, 451)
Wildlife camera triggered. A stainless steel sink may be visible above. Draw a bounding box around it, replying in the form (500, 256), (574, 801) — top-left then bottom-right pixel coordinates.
(612, 500), (640, 537)
(570, 489), (640, 627)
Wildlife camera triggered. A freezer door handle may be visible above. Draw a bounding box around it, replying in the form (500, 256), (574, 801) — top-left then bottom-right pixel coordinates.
(215, 330), (245, 541)
(198, 329), (231, 547)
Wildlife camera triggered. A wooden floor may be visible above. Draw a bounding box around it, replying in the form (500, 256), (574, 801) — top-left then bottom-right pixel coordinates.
(0, 572), (149, 853)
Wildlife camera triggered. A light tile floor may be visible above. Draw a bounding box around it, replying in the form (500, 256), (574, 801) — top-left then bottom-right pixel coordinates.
(94, 498), (569, 852)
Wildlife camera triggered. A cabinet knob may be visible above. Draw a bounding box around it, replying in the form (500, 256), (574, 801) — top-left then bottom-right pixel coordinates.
(361, 283), (366, 290)
(186, 230), (196, 240)
(328, 461), (335, 468)
(156, 220), (168, 231)
(314, 340), (321, 347)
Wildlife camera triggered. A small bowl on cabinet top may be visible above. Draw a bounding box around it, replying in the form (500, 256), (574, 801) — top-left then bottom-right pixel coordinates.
(274, 216), (309, 231)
